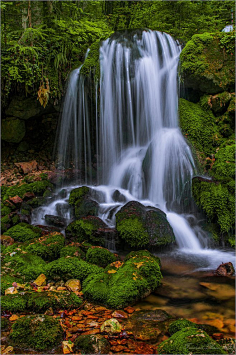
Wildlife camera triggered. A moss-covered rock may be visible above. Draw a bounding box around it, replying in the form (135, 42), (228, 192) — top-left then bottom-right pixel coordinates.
(25, 232), (65, 261)
(86, 246), (119, 268)
(10, 315), (63, 351)
(3, 223), (42, 242)
(1, 117), (26, 143)
(2, 250), (46, 281)
(2, 180), (53, 202)
(45, 256), (103, 281)
(74, 334), (110, 354)
(60, 244), (85, 259)
(83, 250), (162, 308)
(66, 216), (107, 245)
(1, 275), (23, 295)
(80, 39), (101, 79)
(6, 96), (43, 120)
(1, 317), (10, 330)
(168, 319), (197, 335)
(1, 291), (82, 313)
(69, 186), (99, 219)
(116, 201), (175, 249)
(179, 98), (221, 157)
(180, 32), (235, 94)
(158, 327), (226, 354)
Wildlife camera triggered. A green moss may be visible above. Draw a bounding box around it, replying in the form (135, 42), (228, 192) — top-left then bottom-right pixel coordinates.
(2, 251), (46, 281)
(2, 180), (53, 202)
(10, 315), (63, 351)
(158, 327), (226, 354)
(168, 319), (197, 335)
(74, 334), (110, 354)
(180, 32), (235, 94)
(66, 217), (106, 245)
(1, 317), (10, 330)
(45, 256), (103, 281)
(1, 118), (26, 143)
(117, 218), (149, 248)
(1, 215), (11, 233)
(1, 275), (23, 295)
(60, 244), (85, 259)
(211, 143), (235, 180)
(80, 39), (101, 80)
(1, 293), (28, 312)
(192, 179), (235, 235)
(4, 223), (42, 242)
(86, 246), (118, 268)
(69, 186), (90, 205)
(25, 232), (65, 261)
(1, 205), (12, 216)
(179, 98), (221, 157)
(83, 250), (162, 309)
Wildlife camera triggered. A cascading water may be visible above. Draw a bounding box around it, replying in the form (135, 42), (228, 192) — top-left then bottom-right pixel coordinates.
(32, 30), (235, 270)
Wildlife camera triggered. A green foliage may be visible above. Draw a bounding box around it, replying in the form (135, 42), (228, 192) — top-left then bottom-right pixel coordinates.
(10, 315), (63, 351)
(2, 180), (53, 201)
(25, 232), (65, 261)
(83, 250), (162, 309)
(86, 246), (118, 268)
(212, 143), (235, 180)
(4, 223), (42, 242)
(60, 244), (85, 259)
(2, 293), (28, 312)
(158, 327), (226, 354)
(45, 256), (103, 282)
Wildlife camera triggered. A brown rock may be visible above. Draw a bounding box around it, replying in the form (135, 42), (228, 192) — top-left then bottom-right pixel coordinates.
(82, 329), (100, 335)
(15, 160), (38, 174)
(9, 195), (23, 207)
(124, 306), (135, 314)
(65, 279), (81, 293)
(71, 316), (83, 321)
(1, 235), (15, 246)
(112, 310), (128, 319)
(215, 262), (235, 276)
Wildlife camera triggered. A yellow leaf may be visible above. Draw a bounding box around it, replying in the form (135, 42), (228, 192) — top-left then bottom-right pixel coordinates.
(108, 269), (117, 274)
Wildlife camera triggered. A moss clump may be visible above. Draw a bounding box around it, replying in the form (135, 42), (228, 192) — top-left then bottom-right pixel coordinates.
(86, 246), (119, 268)
(60, 244), (85, 259)
(3, 222), (42, 242)
(2, 251), (46, 281)
(168, 319), (197, 335)
(66, 216), (106, 245)
(1, 275), (23, 295)
(179, 98), (220, 157)
(74, 334), (110, 354)
(45, 257), (103, 282)
(158, 327), (226, 354)
(1, 205), (12, 216)
(180, 32), (235, 94)
(80, 39), (101, 80)
(1, 215), (11, 233)
(25, 232), (65, 261)
(10, 315), (63, 351)
(2, 291), (82, 313)
(117, 218), (149, 248)
(211, 143), (235, 180)
(69, 186), (99, 219)
(83, 250), (162, 309)
(2, 180), (53, 202)
(1, 317), (10, 330)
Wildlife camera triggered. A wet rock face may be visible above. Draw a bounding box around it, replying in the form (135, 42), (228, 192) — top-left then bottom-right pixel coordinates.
(215, 262), (235, 276)
(115, 201), (175, 250)
(45, 214), (66, 228)
(69, 186), (99, 219)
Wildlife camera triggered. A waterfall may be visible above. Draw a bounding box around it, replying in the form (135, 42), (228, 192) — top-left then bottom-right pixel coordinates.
(37, 30), (214, 252)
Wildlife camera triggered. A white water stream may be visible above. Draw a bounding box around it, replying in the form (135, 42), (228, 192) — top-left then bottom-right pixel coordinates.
(32, 30), (235, 270)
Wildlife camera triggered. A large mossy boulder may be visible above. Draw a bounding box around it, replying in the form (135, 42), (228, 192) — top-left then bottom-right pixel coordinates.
(74, 334), (110, 354)
(10, 315), (63, 351)
(116, 201), (175, 250)
(158, 327), (226, 354)
(86, 246), (119, 268)
(180, 31), (235, 94)
(69, 186), (99, 219)
(6, 96), (44, 120)
(83, 250), (162, 309)
(25, 232), (65, 261)
(1, 117), (26, 143)
(3, 223), (42, 242)
(2, 180), (53, 202)
(65, 216), (107, 245)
